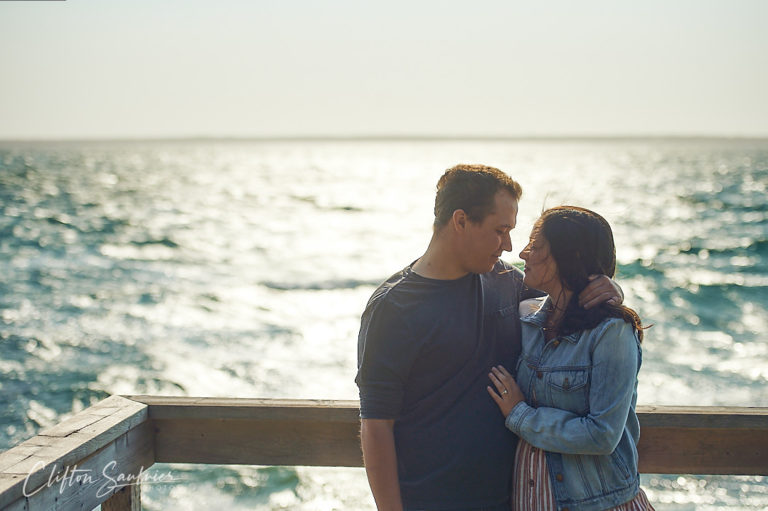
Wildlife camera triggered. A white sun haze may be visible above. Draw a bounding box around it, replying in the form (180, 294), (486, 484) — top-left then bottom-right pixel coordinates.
(0, 0), (766, 140)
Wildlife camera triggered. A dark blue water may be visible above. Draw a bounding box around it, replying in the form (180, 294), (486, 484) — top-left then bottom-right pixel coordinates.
(1, 139), (767, 509)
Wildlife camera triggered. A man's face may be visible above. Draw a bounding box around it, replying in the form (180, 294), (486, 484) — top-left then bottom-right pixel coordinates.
(460, 191), (518, 274)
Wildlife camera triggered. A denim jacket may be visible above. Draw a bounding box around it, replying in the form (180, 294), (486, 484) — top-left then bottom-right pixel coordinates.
(505, 298), (642, 511)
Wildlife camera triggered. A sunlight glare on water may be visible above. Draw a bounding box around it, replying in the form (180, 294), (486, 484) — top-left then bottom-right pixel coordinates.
(0, 139), (766, 509)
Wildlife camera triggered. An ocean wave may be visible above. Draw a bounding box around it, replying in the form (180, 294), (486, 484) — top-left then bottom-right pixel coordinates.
(665, 268), (768, 289)
(290, 194), (364, 212)
(261, 278), (382, 291)
(0, 333), (31, 362)
(678, 238), (768, 257)
(616, 260), (667, 279)
(99, 239), (180, 260)
(130, 237), (180, 248)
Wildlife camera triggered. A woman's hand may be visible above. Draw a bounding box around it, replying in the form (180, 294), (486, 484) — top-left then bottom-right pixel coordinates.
(487, 365), (525, 417)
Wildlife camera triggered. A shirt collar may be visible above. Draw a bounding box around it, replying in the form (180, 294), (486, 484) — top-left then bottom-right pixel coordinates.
(520, 296), (582, 344)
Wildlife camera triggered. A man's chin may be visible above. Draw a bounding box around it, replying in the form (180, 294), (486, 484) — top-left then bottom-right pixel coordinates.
(469, 258), (500, 274)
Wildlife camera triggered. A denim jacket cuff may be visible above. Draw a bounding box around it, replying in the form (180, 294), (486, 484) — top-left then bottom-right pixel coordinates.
(505, 401), (533, 434)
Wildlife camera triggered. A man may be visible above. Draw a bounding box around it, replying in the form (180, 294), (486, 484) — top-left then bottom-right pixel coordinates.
(355, 164), (620, 511)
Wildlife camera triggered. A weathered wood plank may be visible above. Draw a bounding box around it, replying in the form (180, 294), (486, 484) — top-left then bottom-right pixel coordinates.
(130, 397), (768, 429)
(0, 437), (61, 475)
(637, 406), (768, 429)
(0, 444), (50, 474)
(1, 400), (148, 498)
(141, 398), (768, 474)
(36, 395), (133, 437)
(2, 421), (153, 511)
(153, 417), (363, 467)
(37, 396), (148, 440)
(100, 474), (142, 511)
(0, 475), (26, 511)
(638, 426), (767, 475)
(0, 396), (147, 481)
(0, 396), (151, 510)
(128, 395), (360, 421)
(0, 489), (27, 511)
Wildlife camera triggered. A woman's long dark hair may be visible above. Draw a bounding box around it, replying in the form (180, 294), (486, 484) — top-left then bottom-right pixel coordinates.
(537, 206), (645, 341)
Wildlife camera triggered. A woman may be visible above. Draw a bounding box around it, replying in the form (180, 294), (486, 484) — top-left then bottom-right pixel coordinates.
(487, 206), (654, 511)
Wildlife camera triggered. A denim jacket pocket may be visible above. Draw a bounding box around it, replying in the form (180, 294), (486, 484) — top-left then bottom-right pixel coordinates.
(545, 369), (590, 415)
(609, 448), (632, 481)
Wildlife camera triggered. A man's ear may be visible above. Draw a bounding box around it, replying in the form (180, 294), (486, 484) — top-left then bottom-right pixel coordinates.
(451, 209), (467, 232)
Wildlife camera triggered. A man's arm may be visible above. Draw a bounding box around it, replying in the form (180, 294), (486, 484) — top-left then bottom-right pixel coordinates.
(578, 275), (624, 309)
(361, 419), (403, 511)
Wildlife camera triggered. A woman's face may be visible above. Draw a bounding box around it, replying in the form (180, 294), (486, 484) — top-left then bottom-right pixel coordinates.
(519, 226), (560, 293)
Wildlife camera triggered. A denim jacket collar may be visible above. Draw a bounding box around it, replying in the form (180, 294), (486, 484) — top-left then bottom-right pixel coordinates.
(519, 296), (582, 344)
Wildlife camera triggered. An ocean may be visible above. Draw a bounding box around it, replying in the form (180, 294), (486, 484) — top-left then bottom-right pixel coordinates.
(1, 138), (766, 510)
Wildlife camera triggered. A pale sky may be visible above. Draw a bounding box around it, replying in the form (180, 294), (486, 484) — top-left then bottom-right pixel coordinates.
(1, 0), (766, 139)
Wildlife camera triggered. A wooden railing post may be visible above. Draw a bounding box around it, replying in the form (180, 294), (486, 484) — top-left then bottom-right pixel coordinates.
(102, 484), (141, 511)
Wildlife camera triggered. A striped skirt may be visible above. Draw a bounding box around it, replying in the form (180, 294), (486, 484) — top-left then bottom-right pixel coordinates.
(512, 439), (655, 511)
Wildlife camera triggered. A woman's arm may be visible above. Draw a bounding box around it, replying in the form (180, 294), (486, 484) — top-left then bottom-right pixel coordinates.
(495, 319), (640, 455)
(522, 275), (623, 307)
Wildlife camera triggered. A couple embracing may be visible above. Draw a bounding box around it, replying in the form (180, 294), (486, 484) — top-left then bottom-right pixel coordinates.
(355, 164), (653, 511)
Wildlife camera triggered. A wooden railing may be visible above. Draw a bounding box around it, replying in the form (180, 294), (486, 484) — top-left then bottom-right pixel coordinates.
(1, 395), (766, 510)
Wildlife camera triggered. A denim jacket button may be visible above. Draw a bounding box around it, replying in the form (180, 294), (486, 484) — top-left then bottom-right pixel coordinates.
(536, 371), (543, 379)
(553, 340), (560, 347)
(556, 473), (564, 482)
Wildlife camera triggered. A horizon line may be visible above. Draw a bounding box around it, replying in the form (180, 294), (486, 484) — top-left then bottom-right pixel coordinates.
(1, 134), (768, 143)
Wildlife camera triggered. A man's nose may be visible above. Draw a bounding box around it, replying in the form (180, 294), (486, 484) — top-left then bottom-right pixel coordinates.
(501, 232), (512, 252)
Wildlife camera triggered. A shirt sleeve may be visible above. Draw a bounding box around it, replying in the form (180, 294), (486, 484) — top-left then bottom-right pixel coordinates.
(355, 296), (422, 420)
(504, 319), (640, 455)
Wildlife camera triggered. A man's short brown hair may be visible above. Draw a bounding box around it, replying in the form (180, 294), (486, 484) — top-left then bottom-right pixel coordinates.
(433, 164), (522, 229)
